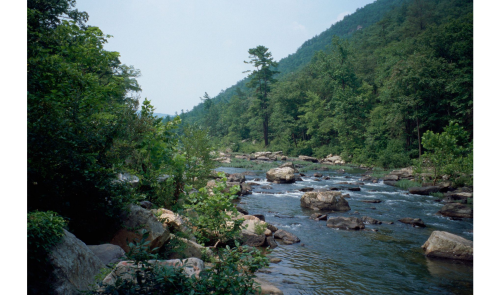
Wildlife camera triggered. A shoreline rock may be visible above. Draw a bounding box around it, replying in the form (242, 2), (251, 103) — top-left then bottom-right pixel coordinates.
(422, 231), (473, 261)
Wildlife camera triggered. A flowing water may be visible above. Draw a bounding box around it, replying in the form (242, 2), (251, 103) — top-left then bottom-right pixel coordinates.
(216, 166), (473, 295)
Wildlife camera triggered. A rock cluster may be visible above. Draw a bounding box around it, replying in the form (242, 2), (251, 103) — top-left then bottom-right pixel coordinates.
(320, 155), (345, 165)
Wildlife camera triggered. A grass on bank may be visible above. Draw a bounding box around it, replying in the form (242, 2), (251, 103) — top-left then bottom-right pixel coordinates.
(394, 179), (422, 190)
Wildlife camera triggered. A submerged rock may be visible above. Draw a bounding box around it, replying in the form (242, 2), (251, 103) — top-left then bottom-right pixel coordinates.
(361, 216), (382, 225)
(326, 217), (365, 230)
(422, 231), (473, 261)
(399, 218), (426, 227)
(438, 203), (473, 218)
(274, 229), (300, 244)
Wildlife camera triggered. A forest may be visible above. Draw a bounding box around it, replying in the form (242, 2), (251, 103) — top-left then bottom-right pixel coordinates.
(27, 0), (473, 294)
(178, 0), (472, 174)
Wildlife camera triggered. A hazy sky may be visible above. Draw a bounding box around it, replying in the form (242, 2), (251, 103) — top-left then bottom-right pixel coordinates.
(75, 0), (375, 114)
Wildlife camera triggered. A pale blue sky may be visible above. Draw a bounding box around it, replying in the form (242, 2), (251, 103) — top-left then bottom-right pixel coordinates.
(76, 0), (376, 114)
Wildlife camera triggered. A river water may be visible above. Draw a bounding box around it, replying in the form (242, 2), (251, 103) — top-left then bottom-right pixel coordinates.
(216, 166), (473, 295)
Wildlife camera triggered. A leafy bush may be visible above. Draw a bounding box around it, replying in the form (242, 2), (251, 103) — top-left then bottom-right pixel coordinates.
(28, 211), (67, 263)
(420, 122), (472, 186)
(28, 211), (68, 294)
(90, 234), (269, 295)
(184, 176), (244, 246)
(254, 222), (267, 235)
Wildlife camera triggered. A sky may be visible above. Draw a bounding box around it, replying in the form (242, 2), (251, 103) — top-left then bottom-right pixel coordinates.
(75, 0), (376, 115)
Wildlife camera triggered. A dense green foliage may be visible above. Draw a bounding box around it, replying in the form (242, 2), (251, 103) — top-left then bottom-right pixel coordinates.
(185, 176), (244, 247)
(28, 2), (268, 294)
(90, 233), (269, 295)
(28, 211), (68, 294)
(417, 122), (473, 185)
(179, 0), (473, 173)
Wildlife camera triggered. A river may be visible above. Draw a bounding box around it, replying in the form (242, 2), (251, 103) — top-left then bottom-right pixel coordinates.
(216, 166), (473, 295)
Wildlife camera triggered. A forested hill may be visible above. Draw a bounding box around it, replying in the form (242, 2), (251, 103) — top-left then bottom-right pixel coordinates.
(275, 0), (409, 78)
(183, 0), (409, 118)
(177, 0), (472, 171)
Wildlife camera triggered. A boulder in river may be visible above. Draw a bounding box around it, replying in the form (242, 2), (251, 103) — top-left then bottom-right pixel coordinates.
(347, 187), (361, 191)
(265, 236), (278, 249)
(274, 229), (300, 244)
(361, 199), (382, 203)
(398, 218), (426, 227)
(279, 162), (299, 173)
(326, 217), (365, 230)
(300, 191), (351, 211)
(361, 216), (382, 224)
(409, 186), (441, 195)
(438, 203), (473, 218)
(266, 167), (296, 184)
(228, 173), (246, 183)
(299, 187), (314, 192)
(421, 231), (473, 261)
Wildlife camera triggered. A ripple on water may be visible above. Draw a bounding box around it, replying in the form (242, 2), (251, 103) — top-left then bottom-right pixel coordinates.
(222, 167), (472, 294)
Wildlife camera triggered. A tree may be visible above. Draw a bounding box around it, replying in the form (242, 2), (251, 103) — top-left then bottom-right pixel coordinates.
(244, 46), (279, 146)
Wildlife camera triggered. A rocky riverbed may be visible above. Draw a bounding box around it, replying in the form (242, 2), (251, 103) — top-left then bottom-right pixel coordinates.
(217, 165), (473, 295)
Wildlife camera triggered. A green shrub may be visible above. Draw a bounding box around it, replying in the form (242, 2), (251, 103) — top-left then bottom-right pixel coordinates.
(28, 211), (68, 294)
(254, 222), (267, 235)
(89, 235), (269, 295)
(28, 211), (67, 263)
(184, 175), (244, 246)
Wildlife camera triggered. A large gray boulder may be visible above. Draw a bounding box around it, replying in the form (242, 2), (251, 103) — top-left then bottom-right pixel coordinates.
(438, 203), (473, 218)
(87, 244), (126, 266)
(326, 217), (365, 230)
(421, 231), (473, 261)
(48, 230), (105, 295)
(266, 167), (296, 184)
(110, 204), (170, 252)
(300, 191), (351, 211)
